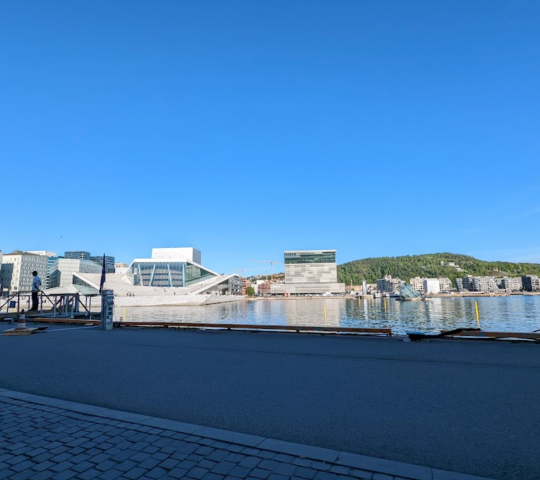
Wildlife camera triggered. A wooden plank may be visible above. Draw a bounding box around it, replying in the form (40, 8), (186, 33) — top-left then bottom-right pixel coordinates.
(442, 330), (540, 340)
(115, 322), (392, 336)
(3, 327), (48, 336)
(29, 318), (100, 325)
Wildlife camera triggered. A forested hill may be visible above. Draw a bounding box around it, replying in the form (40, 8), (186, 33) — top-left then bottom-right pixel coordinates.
(337, 253), (540, 285)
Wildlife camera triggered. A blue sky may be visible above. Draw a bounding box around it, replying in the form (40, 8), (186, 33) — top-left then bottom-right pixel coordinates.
(1, 1), (539, 274)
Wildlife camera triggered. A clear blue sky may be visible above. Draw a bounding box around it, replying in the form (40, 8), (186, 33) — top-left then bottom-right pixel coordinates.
(1, 1), (539, 274)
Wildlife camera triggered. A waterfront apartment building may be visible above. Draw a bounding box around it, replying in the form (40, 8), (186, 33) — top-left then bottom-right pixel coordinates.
(270, 250), (346, 295)
(497, 277), (523, 292)
(377, 275), (401, 294)
(0, 252), (49, 294)
(456, 275), (500, 293)
(522, 275), (540, 292)
(410, 277), (453, 294)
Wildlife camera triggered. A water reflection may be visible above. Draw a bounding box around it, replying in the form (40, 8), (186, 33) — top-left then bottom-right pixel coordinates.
(117, 296), (540, 334)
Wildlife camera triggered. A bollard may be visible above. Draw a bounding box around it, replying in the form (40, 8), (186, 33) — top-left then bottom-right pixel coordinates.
(16, 310), (27, 330)
(100, 290), (114, 331)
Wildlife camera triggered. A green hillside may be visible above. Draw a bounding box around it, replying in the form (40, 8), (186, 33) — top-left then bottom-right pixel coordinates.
(337, 253), (540, 285)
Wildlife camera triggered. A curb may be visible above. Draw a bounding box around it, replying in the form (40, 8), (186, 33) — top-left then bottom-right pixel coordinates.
(0, 388), (496, 480)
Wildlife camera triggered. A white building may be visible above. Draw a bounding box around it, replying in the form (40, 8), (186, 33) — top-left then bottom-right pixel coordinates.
(424, 278), (440, 294)
(0, 252), (49, 293)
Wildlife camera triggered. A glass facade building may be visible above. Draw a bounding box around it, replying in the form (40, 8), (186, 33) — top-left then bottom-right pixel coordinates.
(126, 261), (216, 288)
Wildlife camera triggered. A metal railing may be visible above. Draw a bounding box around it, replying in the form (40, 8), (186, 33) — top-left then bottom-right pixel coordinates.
(0, 291), (98, 319)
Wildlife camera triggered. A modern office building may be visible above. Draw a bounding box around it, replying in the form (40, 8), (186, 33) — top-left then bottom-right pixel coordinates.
(65, 251), (91, 260)
(90, 255), (116, 273)
(0, 252), (49, 294)
(270, 250), (345, 295)
(26, 251), (60, 288)
(48, 259), (104, 288)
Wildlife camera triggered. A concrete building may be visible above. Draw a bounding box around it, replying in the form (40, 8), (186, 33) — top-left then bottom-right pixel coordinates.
(498, 277), (523, 292)
(522, 275), (540, 292)
(456, 275), (500, 293)
(48, 259), (103, 288)
(0, 252), (49, 294)
(270, 250), (345, 295)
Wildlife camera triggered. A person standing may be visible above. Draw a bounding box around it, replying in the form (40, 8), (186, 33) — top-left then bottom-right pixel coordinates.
(30, 271), (41, 311)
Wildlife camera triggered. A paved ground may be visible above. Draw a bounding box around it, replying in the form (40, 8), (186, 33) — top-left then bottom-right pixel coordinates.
(0, 389), (491, 480)
(1, 323), (539, 480)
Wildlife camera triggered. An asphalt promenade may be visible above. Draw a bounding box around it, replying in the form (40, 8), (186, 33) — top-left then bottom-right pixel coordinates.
(1, 323), (539, 480)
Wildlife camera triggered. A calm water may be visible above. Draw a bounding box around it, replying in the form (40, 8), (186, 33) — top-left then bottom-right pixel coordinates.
(116, 296), (540, 334)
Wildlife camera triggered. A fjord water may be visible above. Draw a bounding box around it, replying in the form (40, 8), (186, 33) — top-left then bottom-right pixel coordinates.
(118, 296), (540, 334)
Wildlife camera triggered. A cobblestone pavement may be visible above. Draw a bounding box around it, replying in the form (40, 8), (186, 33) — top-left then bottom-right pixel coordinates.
(0, 391), (493, 480)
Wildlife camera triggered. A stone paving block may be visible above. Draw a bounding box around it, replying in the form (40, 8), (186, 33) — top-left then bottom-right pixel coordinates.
(309, 461), (332, 472)
(26, 471), (55, 480)
(372, 474), (394, 480)
(71, 461), (95, 473)
(207, 450), (230, 462)
(329, 465), (350, 475)
(159, 458), (180, 470)
(94, 469), (125, 480)
(53, 469), (79, 480)
(197, 458), (218, 470)
(313, 472), (340, 480)
(138, 457), (162, 470)
(95, 461), (119, 472)
(273, 463), (297, 477)
(116, 460), (138, 473)
(11, 460), (36, 472)
(51, 461), (75, 473)
(337, 453), (432, 480)
(212, 461), (237, 476)
(167, 467), (190, 479)
(226, 444), (245, 453)
(11, 470), (37, 480)
(187, 453), (205, 463)
(123, 467), (148, 480)
(33, 452), (55, 463)
(6, 454), (28, 465)
(249, 468), (271, 479)
(228, 465), (251, 478)
(257, 459), (280, 472)
(267, 475), (289, 480)
(52, 452), (73, 462)
(202, 474), (225, 480)
(238, 457), (260, 470)
(146, 466), (169, 479)
(349, 474), (373, 480)
(188, 467), (210, 479)
(294, 467), (319, 479)
(77, 468), (103, 480)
